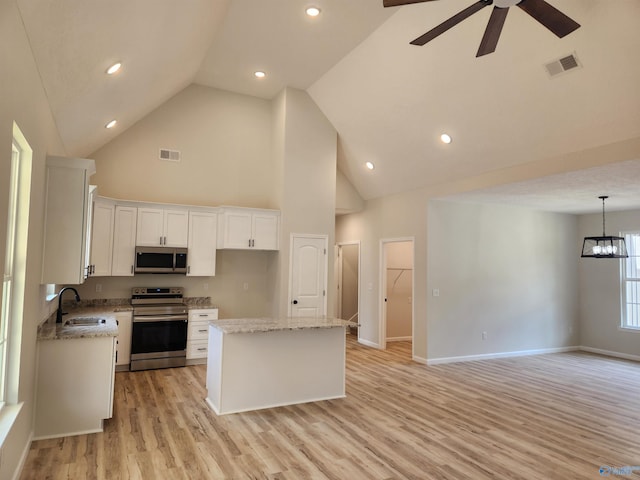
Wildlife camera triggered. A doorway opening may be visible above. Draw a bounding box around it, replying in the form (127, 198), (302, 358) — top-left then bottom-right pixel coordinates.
(380, 238), (414, 354)
(336, 242), (360, 339)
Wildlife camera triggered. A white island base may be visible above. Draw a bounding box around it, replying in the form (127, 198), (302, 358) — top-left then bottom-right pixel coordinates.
(206, 318), (350, 415)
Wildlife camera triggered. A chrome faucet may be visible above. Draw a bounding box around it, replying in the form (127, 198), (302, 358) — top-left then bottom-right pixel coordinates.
(56, 287), (81, 323)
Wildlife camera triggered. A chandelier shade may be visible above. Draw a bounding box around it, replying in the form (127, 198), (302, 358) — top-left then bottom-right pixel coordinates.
(580, 196), (628, 259)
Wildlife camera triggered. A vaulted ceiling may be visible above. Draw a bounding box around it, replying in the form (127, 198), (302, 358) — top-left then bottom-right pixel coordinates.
(16, 0), (640, 213)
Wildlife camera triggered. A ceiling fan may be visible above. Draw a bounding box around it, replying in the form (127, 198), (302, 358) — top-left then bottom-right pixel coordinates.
(383, 0), (580, 57)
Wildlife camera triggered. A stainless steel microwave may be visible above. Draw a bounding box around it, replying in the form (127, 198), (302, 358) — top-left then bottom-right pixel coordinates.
(134, 246), (188, 274)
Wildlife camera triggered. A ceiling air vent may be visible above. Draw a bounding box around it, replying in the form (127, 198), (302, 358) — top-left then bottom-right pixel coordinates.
(545, 53), (582, 78)
(159, 148), (181, 162)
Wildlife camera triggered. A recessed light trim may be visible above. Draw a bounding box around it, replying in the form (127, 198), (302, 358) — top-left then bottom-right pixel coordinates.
(306, 6), (321, 17)
(365, 161), (375, 170)
(105, 119), (117, 129)
(106, 62), (122, 75)
(254, 71), (266, 78)
(440, 133), (452, 144)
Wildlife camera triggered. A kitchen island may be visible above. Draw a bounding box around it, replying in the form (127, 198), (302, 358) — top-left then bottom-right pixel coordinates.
(206, 317), (353, 415)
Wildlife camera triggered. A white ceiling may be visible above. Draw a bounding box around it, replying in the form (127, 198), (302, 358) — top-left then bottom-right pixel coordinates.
(16, 0), (640, 212)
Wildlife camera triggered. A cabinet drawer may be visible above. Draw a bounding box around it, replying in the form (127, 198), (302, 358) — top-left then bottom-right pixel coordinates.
(188, 309), (218, 321)
(188, 321), (210, 341)
(187, 340), (208, 359)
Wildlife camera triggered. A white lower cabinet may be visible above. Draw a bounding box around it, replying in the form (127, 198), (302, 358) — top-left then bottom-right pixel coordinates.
(35, 336), (116, 439)
(187, 308), (218, 363)
(115, 311), (132, 369)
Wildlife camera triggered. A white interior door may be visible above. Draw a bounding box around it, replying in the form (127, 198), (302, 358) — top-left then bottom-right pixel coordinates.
(290, 235), (327, 317)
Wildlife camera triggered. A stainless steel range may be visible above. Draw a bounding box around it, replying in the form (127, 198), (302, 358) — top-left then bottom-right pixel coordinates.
(130, 287), (188, 371)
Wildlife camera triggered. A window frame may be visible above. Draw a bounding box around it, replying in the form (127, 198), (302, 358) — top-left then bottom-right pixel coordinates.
(0, 141), (21, 408)
(620, 231), (640, 332)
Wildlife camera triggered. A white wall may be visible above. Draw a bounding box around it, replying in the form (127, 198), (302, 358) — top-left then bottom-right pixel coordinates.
(579, 208), (640, 357)
(427, 200), (579, 360)
(335, 188), (428, 353)
(0, 1), (66, 478)
(91, 84), (275, 208)
(273, 88), (337, 318)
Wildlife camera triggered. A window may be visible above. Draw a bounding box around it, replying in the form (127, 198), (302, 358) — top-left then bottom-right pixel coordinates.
(0, 123), (32, 409)
(0, 143), (20, 406)
(621, 231), (640, 330)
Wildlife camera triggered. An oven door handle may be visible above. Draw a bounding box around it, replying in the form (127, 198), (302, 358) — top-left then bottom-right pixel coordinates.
(133, 315), (188, 322)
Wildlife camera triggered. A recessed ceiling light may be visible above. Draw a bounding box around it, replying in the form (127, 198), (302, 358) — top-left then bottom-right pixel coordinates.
(365, 161), (375, 170)
(105, 119), (117, 129)
(106, 62), (122, 75)
(440, 133), (452, 144)
(254, 71), (266, 78)
(306, 6), (321, 17)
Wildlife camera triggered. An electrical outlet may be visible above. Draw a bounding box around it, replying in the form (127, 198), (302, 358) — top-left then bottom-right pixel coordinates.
(482, 331), (488, 340)
(243, 282), (249, 291)
(432, 289), (440, 297)
(203, 283), (209, 291)
(95, 283), (102, 293)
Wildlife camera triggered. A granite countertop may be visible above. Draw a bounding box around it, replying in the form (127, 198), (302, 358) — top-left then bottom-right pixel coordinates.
(209, 317), (355, 334)
(38, 306), (120, 341)
(38, 297), (218, 341)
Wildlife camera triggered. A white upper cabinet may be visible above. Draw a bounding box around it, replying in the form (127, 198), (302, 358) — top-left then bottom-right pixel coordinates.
(217, 207), (280, 250)
(111, 206), (137, 276)
(42, 156), (96, 284)
(136, 207), (188, 247)
(187, 211), (217, 276)
(89, 197), (115, 277)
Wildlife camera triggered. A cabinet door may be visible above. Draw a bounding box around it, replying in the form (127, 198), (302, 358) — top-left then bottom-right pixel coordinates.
(164, 209), (189, 247)
(136, 208), (164, 246)
(252, 212), (279, 250)
(111, 206), (137, 276)
(115, 312), (132, 366)
(90, 199), (114, 276)
(187, 211), (217, 276)
(219, 210), (252, 249)
(41, 157), (95, 285)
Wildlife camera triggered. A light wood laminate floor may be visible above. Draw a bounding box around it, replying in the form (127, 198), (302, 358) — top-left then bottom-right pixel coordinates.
(21, 337), (640, 479)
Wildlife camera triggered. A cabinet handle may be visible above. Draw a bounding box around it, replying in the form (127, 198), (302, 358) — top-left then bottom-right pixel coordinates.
(198, 329), (207, 333)
(131, 265), (134, 274)
(248, 239), (251, 247)
(197, 348), (207, 351)
(199, 314), (208, 317)
(187, 266), (190, 274)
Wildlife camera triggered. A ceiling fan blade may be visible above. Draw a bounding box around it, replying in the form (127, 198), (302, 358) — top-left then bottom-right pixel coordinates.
(476, 6), (508, 57)
(517, 0), (580, 38)
(383, 0), (438, 7)
(410, 0), (492, 46)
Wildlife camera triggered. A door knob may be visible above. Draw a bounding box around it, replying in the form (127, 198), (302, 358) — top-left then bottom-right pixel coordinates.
(292, 300), (298, 305)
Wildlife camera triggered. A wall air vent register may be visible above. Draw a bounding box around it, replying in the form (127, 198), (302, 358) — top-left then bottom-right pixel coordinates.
(159, 148), (181, 162)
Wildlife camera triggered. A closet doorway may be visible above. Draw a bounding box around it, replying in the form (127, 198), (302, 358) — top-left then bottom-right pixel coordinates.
(336, 242), (360, 338)
(380, 238), (414, 350)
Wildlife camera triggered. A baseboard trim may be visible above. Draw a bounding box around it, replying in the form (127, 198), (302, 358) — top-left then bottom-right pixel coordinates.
(426, 346), (579, 365)
(412, 354), (428, 365)
(387, 336), (412, 342)
(579, 346), (640, 362)
(357, 338), (381, 349)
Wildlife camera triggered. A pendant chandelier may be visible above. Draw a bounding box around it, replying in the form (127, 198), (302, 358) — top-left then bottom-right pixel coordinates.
(581, 196), (628, 259)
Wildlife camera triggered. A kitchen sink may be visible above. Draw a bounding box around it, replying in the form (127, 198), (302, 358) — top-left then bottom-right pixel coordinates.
(64, 316), (106, 326)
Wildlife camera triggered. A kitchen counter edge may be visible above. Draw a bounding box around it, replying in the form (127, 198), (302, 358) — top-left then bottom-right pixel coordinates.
(209, 317), (355, 334)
